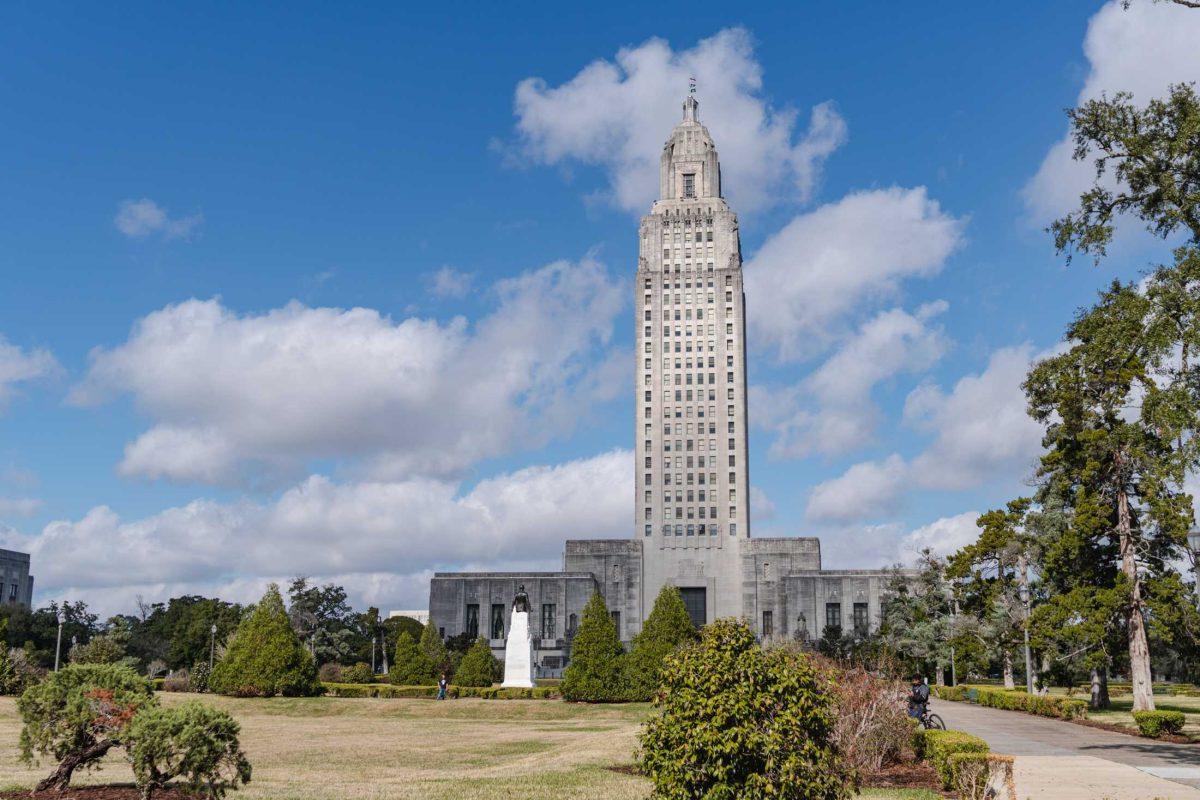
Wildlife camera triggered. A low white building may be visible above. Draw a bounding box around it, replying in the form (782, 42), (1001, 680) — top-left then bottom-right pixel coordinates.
(389, 609), (429, 625)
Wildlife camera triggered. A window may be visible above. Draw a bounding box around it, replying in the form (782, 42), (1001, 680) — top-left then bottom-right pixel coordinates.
(729, 523), (737, 536)
(682, 173), (696, 198)
(762, 610), (774, 637)
(680, 587), (707, 628)
(853, 603), (869, 636)
(568, 613), (578, 636)
(825, 603), (842, 633)
(465, 604), (479, 639)
(491, 604), (506, 640)
(644, 523), (652, 537)
(542, 603), (557, 639)
(611, 610), (622, 637)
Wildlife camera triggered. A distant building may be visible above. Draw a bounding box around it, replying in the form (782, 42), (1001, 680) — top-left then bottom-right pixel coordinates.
(429, 94), (898, 677)
(0, 548), (34, 608)
(389, 609), (429, 625)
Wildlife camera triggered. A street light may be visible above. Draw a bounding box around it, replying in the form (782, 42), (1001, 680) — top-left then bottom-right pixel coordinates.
(209, 623), (218, 671)
(53, 607), (64, 672)
(1019, 582), (1033, 694)
(1188, 528), (1200, 607)
(372, 635), (378, 674)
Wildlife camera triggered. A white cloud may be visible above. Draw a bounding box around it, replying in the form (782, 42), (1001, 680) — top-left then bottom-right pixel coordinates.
(1022, 1), (1200, 225)
(0, 497), (42, 518)
(508, 27), (846, 213)
(750, 485), (776, 521)
(2, 450), (631, 614)
(114, 198), (202, 240)
(897, 511), (981, 565)
(426, 266), (474, 299)
(806, 455), (907, 523)
(745, 187), (965, 361)
(755, 302), (949, 458)
(0, 336), (59, 409)
(70, 257), (625, 486)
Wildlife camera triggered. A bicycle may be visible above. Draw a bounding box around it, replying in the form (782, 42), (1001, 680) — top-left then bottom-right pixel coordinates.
(918, 706), (945, 730)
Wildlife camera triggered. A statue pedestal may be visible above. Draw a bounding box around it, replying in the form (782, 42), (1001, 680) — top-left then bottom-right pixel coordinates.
(501, 610), (535, 688)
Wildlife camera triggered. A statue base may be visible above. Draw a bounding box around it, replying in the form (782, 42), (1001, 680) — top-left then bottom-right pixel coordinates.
(501, 609), (535, 688)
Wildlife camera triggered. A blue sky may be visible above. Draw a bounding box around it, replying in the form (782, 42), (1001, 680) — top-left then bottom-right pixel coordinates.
(1, 1), (1197, 613)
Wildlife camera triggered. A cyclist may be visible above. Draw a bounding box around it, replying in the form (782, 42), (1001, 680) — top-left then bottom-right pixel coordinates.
(907, 673), (930, 721)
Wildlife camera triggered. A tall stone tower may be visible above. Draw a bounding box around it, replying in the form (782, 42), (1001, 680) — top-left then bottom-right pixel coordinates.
(634, 94), (750, 628)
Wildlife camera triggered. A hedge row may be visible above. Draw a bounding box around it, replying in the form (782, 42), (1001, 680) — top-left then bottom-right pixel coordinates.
(930, 684), (966, 702)
(970, 686), (1087, 720)
(321, 682), (558, 700)
(1133, 710), (1186, 738)
(947, 753), (1015, 800)
(913, 729), (990, 791)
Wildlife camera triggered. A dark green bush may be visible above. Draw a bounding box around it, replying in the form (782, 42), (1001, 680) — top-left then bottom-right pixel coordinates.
(1133, 710), (1186, 737)
(638, 618), (851, 799)
(922, 729), (989, 789)
(126, 701), (251, 799)
(388, 631), (436, 685)
(17, 664), (157, 791)
(419, 621), (451, 675)
(453, 638), (499, 687)
(561, 593), (626, 703)
(209, 584), (321, 698)
(341, 663), (374, 684)
(317, 663), (343, 683)
(624, 586), (696, 702)
(320, 682), (558, 699)
(967, 686), (1087, 720)
(188, 662), (211, 693)
(931, 684), (966, 702)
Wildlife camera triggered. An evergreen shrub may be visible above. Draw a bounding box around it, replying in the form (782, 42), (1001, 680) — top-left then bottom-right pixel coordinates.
(453, 638), (499, 687)
(341, 662), (374, 684)
(1133, 710), (1186, 737)
(209, 584), (321, 698)
(921, 729), (989, 789)
(389, 631), (436, 685)
(125, 701), (251, 800)
(419, 621), (451, 675)
(561, 593), (627, 702)
(624, 586), (696, 701)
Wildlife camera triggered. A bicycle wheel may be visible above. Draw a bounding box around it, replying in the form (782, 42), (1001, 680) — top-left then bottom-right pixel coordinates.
(926, 713), (945, 730)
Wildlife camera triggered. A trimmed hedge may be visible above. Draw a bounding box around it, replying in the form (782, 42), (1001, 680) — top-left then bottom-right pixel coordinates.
(1133, 710), (1186, 738)
(922, 729), (989, 790)
(931, 685), (966, 702)
(949, 753), (1013, 800)
(967, 686), (1087, 721)
(321, 682), (558, 700)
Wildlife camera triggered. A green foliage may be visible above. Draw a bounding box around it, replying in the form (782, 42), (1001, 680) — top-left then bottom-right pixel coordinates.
(384, 615), (424, 652)
(638, 619), (852, 800)
(453, 638), (499, 687)
(965, 686), (1087, 720)
(287, 577), (359, 666)
(388, 631), (435, 685)
(341, 662), (374, 684)
(321, 682), (559, 699)
(189, 661), (211, 693)
(561, 593), (627, 703)
(878, 554), (954, 678)
(930, 685), (966, 702)
(122, 596), (244, 674)
(921, 729), (989, 790)
(17, 664), (157, 790)
(125, 701), (251, 799)
(1132, 709), (1186, 737)
(419, 620), (450, 674)
(70, 630), (130, 666)
(625, 586), (697, 701)
(209, 584), (321, 698)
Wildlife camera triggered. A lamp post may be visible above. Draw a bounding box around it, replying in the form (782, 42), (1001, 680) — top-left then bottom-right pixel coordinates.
(209, 623), (218, 671)
(1188, 528), (1200, 607)
(371, 635), (378, 674)
(53, 607), (64, 672)
(1019, 580), (1033, 694)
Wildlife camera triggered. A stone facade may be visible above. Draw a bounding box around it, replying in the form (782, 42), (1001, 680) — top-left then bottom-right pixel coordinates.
(0, 548), (34, 608)
(427, 95), (898, 669)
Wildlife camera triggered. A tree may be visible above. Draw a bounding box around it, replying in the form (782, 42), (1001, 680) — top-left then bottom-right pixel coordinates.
(208, 584), (321, 697)
(388, 631), (435, 685)
(1025, 280), (1196, 711)
(125, 701), (252, 800)
(878, 552), (954, 683)
(562, 593), (626, 702)
(638, 619), (851, 800)
(625, 586), (697, 701)
(419, 620), (450, 675)
(17, 664), (157, 791)
(287, 577), (357, 666)
(453, 638), (499, 687)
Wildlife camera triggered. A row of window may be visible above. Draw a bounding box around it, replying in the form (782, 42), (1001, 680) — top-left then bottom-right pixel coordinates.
(646, 355), (734, 370)
(464, 603), (574, 641)
(645, 290), (733, 306)
(662, 230), (714, 243)
(648, 403), (738, 420)
(648, 506), (736, 521)
(662, 420), (730, 434)
(644, 371), (733, 387)
(648, 488), (734, 503)
(654, 471), (739, 486)
(647, 388), (737, 404)
(644, 275), (734, 289)
(646, 338), (729, 355)
(645, 522), (738, 537)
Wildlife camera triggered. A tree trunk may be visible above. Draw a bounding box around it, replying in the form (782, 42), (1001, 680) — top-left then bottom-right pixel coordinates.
(935, 664), (945, 686)
(1089, 669), (1102, 710)
(35, 740), (115, 791)
(1100, 666), (1111, 708)
(1117, 484), (1155, 712)
(1002, 650), (1015, 690)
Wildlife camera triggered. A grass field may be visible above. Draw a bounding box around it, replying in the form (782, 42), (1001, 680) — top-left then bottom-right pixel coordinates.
(1085, 691), (1200, 738)
(0, 694), (933, 799)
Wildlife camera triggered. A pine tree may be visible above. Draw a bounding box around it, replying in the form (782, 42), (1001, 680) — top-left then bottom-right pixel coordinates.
(453, 638), (499, 687)
(388, 631), (435, 686)
(209, 584), (321, 697)
(419, 620), (449, 675)
(562, 592), (626, 702)
(625, 586), (696, 701)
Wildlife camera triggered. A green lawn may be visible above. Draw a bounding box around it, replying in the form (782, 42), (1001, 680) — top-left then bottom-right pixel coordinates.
(0, 694), (927, 799)
(1085, 691), (1200, 738)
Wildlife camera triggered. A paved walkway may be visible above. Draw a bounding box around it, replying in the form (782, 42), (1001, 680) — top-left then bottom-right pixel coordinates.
(937, 700), (1200, 799)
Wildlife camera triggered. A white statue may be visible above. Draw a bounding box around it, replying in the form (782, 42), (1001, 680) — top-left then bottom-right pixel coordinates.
(501, 585), (535, 688)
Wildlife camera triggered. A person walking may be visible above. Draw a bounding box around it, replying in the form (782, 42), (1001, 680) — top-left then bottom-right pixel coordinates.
(437, 672), (448, 701)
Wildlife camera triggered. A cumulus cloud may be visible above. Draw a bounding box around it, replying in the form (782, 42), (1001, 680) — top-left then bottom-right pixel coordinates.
(1022, 1), (1200, 226)
(3, 450), (630, 614)
(745, 188), (965, 361)
(805, 345), (1048, 522)
(754, 302), (950, 459)
(426, 266), (474, 299)
(508, 27), (846, 213)
(0, 497), (42, 518)
(0, 336), (59, 409)
(897, 511), (981, 564)
(70, 257), (625, 485)
(114, 198), (203, 240)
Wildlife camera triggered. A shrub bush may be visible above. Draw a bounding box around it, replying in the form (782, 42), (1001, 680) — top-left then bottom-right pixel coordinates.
(17, 664), (157, 791)
(1133, 710), (1186, 738)
(624, 586), (697, 702)
(419, 621), (451, 675)
(453, 638), (499, 687)
(162, 670), (190, 693)
(188, 662), (211, 694)
(341, 662), (374, 684)
(968, 686), (1087, 720)
(320, 682), (559, 699)
(126, 701), (252, 800)
(950, 753), (1013, 800)
(209, 584), (321, 698)
(638, 619), (852, 800)
(922, 729), (989, 790)
(931, 684), (966, 702)
(824, 663), (913, 773)
(318, 663), (343, 683)
(561, 593), (627, 703)
(389, 631), (436, 686)
(0, 646), (42, 696)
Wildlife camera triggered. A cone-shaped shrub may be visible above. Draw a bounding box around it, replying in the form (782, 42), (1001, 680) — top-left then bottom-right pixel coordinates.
(453, 638), (499, 687)
(562, 592), (626, 702)
(209, 584), (320, 698)
(625, 585), (697, 701)
(638, 619), (852, 799)
(389, 631), (436, 685)
(419, 620), (450, 674)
